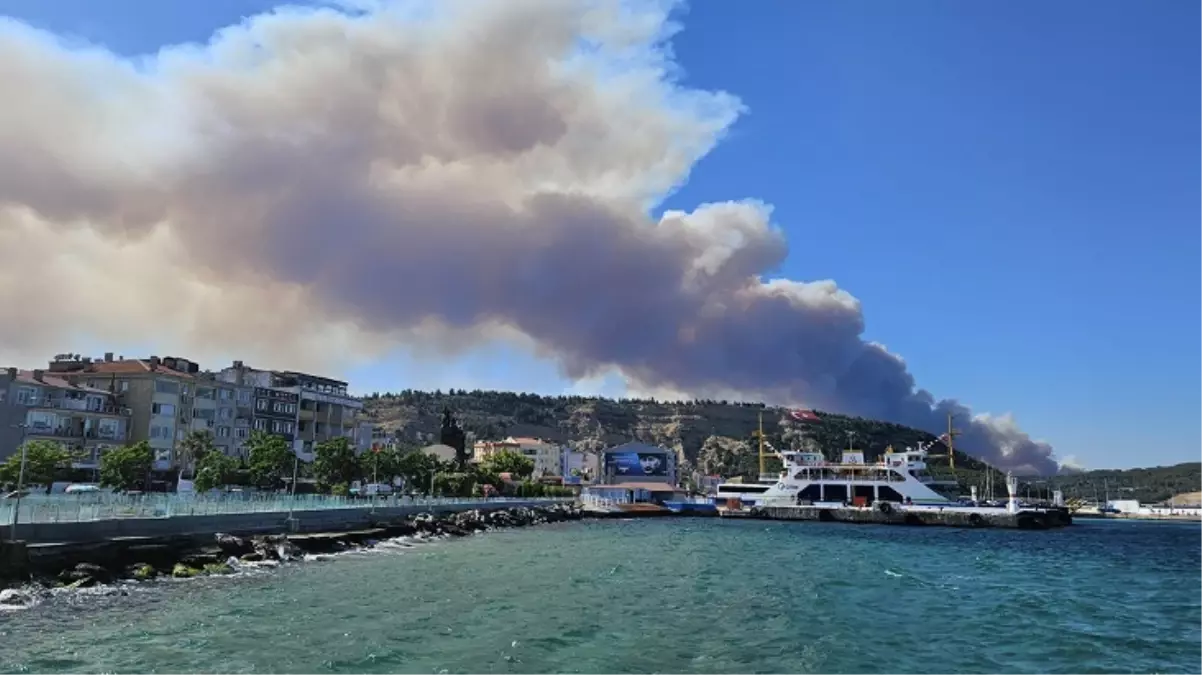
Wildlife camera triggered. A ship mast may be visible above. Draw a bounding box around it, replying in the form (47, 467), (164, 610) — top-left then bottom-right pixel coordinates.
(757, 411), (765, 478)
(945, 412), (960, 470)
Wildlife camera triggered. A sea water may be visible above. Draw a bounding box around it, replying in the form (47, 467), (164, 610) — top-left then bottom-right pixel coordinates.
(1, 518), (1198, 673)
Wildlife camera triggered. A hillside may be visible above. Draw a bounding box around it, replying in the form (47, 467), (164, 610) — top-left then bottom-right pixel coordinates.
(361, 389), (998, 486)
(1040, 463), (1201, 505)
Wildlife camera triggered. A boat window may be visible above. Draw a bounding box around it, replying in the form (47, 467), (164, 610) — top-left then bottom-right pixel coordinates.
(878, 486), (904, 502)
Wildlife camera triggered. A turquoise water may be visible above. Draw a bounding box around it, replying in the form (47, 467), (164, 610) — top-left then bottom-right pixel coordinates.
(1, 518), (1198, 673)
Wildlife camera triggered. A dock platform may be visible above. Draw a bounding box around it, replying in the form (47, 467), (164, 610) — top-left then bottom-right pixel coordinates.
(720, 503), (1072, 529)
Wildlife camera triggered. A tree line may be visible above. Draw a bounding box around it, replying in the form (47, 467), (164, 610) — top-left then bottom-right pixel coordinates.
(0, 432), (574, 499)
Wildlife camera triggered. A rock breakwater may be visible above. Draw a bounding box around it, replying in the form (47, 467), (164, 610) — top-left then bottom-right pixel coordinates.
(0, 503), (583, 606)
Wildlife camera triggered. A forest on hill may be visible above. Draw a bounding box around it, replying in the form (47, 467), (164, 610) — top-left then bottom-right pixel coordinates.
(361, 389), (1198, 502)
(361, 388), (997, 487)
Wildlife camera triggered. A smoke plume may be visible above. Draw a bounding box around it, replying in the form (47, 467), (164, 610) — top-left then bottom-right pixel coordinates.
(0, 0), (1059, 473)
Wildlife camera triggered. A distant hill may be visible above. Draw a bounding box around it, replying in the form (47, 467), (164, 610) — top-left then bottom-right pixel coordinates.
(362, 389), (998, 487)
(1035, 463), (1202, 505)
(361, 390), (1200, 500)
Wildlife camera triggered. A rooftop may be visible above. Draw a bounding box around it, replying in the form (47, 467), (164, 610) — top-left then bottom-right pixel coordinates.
(46, 354), (195, 379)
(9, 369), (113, 394)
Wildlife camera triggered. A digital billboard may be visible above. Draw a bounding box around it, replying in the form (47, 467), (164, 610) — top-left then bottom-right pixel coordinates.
(604, 451), (669, 478)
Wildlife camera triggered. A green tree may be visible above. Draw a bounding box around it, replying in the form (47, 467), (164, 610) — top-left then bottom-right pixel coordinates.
(0, 440), (75, 492)
(176, 430), (217, 481)
(192, 451), (240, 493)
(312, 437), (359, 490)
(481, 449), (534, 479)
(396, 451), (443, 494)
(98, 440), (153, 492)
(245, 431), (293, 489)
(358, 446), (401, 485)
(433, 472), (475, 497)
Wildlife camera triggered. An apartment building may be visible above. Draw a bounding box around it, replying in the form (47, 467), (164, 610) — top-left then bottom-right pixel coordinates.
(473, 436), (563, 477)
(0, 367), (131, 470)
(186, 378), (255, 458)
(0, 370), (24, 462)
(279, 371), (363, 458)
(214, 362), (299, 453)
(47, 353), (197, 470)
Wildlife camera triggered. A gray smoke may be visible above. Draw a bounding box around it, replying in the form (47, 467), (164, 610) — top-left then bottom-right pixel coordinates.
(0, 0), (1060, 473)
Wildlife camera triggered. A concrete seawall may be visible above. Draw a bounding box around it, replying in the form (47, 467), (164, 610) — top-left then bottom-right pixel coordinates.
(721, 504), (1073, 529)
(0, 500), (569, 545)
(1, 501), (580, 583)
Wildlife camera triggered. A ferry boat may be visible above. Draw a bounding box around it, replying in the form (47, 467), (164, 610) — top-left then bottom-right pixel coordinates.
(712, 413), (963, 509)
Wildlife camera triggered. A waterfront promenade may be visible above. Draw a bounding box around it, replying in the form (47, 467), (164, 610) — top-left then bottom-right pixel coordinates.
(0, 493), (574, 545)
(1, 492), (559, 525)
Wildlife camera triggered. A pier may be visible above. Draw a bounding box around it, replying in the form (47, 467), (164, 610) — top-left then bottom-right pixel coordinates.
(719, 503), (1072, 529)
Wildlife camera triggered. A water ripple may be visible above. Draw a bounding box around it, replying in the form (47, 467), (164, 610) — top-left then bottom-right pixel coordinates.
(0, 519), (1198, 673)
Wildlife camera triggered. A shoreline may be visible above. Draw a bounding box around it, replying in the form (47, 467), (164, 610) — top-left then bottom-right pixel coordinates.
(0, 503), (585, 608)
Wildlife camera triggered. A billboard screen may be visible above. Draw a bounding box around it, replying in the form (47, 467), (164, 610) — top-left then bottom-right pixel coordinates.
(604, 451), (669, 478)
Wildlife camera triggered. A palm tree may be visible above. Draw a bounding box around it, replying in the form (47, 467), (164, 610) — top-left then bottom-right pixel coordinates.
(176, 430), (217, 484)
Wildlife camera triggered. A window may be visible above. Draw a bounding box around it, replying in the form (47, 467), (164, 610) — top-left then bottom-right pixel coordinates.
(16, 387), (36, 405)
(272, 420), (294, 434)
(150, 424), (172, 439)
(97, 419), (120, 439)
(154, 379), (178, 395)
(118, 380), (129, 392)
(218, 389), (233, 401)
(87, 396), (103, 412)
(218, 407), (233, 420)
(154, 448), (172, 462)
(196, 387), (215, 399)
(235, 427), (250, 439)
(254, 418), (267, 431)
(272, 402), (283, 413)
(256, 399), (268, 411)
(193, 408), (215, 421)
(27, 411), (56, 432)
(238, 390), (252, 405)
(176, 429), (185, 441)
(216, 426), (231, 438)
(181, 384), (190, 396)
(152, 402), (176, 416)
(0, 390), (5, 403)
(235, 417), (249, 427)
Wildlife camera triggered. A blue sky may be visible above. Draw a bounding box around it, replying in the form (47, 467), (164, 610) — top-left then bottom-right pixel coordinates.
(2, 0), (1197, 469)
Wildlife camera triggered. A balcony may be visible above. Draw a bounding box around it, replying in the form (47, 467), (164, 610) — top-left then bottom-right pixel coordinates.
(26, 425), (128, 442)
(25, 397), (128, 416)
(26, 425), (84, 439)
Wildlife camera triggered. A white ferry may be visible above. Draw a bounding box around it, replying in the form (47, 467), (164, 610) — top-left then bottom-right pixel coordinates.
(713, 441), (962, 509)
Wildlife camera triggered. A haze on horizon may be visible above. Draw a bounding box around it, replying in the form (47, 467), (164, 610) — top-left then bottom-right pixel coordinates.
(0, 0), (1196, 474)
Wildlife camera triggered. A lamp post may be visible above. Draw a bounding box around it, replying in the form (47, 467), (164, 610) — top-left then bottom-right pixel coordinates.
(286, 448), (299, 531)
(9, 423), (29, 544)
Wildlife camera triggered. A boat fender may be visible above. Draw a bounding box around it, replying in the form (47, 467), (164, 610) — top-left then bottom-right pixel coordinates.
(968, 513), (984, 527)
(878, 502), (893, 515)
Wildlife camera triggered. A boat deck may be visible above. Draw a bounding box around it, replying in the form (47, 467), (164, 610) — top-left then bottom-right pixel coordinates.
(719, 503), (1072, 529)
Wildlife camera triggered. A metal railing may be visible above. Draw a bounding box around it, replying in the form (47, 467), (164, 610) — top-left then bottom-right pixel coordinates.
(0, 493), (575, 525)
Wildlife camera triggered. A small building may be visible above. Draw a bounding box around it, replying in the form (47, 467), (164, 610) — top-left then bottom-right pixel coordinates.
(582, 481), (681, 505)
(560, 449), (599, 484)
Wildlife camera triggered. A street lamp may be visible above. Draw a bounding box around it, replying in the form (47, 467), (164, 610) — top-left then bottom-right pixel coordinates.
(8, 423), (29, 544)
